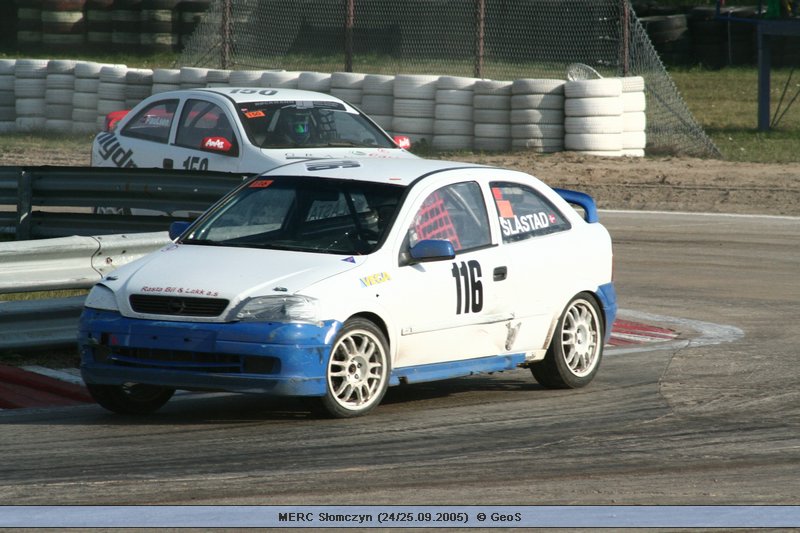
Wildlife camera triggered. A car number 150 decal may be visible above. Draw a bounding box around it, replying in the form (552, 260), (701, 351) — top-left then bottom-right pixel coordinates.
(451, 260), (483, 314)
(182, 156), (209, 170)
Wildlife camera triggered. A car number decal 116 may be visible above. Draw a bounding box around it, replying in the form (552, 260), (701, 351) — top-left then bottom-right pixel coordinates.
(451, 260), (483, 315)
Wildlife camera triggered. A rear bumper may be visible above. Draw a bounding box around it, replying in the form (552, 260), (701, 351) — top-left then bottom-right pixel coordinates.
(78, 309), (342, 397)
(597, 282), (618, 343)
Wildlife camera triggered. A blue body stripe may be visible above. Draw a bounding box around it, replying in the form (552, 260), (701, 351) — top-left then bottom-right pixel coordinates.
(596, 282), (618, 343)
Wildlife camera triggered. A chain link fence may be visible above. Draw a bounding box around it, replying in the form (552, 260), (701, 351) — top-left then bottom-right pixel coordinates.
(179, 0), (719, 157)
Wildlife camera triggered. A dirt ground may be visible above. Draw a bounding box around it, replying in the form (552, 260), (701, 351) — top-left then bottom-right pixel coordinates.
(2, 147), (798, 216)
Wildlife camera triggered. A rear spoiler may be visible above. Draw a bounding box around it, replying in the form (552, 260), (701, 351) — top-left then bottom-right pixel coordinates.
(554, 188), (599, 223)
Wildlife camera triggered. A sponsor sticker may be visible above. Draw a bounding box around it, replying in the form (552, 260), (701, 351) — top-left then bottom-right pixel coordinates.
(249, 179), (274, 188)
(360, 272), (391, 288)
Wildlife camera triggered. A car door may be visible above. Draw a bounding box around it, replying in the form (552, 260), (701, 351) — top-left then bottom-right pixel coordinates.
(94, 97), (180, 169)
(168, 98), (243, 172)
(488, 180), (574, 351)
(388, 179), (514, 369)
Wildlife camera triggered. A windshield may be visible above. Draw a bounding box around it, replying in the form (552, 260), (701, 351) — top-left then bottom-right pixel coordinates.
(235, 100), (396, 149)
(181, 177), (405, 255)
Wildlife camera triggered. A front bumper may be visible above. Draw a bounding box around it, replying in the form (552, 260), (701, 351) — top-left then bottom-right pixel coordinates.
(78, 309), (342, 397)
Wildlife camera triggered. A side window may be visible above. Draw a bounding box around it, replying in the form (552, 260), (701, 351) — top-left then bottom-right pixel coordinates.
(176, 99), (239, 156)
(120, 99), (178, 143)
(408, 182), (491, 252)
(490, 182), (571, 243)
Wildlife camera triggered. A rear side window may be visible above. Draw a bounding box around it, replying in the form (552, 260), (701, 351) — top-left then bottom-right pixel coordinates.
(120, 99), (178, 143)
(176, 99), (239, 156)
(408, 181), (491, 252)
(490, 182), (571, 243)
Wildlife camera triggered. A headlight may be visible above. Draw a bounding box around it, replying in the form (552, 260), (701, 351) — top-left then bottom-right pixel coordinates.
(84, 285), (119, 312)
(233, 295), (320, 323)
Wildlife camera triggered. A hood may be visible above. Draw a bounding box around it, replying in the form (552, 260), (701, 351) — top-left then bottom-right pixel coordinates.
(105, 244), (363, 317)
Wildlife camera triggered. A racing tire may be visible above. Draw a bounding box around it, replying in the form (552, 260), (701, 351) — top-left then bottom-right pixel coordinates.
(318, 318), (391, 418)
(531, 293), (604, 389)
(86, 383), (175, 415)
(511, 78), (565, 95)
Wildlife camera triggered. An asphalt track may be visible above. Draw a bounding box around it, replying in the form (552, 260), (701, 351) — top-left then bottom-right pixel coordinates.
(0, 210), (798, 510)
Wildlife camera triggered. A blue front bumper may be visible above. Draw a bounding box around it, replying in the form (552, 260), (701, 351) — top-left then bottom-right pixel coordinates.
(78, 309), (342, 397)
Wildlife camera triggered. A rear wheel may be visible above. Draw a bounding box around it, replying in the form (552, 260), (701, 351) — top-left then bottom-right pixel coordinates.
(86, 383), (175, 414)
(318, 318), (390, 418)
(531, 293), (604, 389)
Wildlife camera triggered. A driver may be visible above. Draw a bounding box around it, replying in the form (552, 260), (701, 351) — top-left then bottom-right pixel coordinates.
(279, 108), (314, 145)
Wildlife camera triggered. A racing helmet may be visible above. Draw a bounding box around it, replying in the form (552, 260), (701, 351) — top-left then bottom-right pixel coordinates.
(284, 109), (312, 143)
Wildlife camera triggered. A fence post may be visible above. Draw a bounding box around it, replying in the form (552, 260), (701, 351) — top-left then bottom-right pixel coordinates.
(474, 0), (485, 78)
(15, 169), (32, 241)
(621, 0), (630, 76)
(345, 0), (355, 72)
(221, 0), (232, 69)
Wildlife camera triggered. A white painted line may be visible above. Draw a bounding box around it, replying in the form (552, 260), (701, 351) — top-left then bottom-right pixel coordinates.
(600, 209), (800, 222)
(20, 366), (84, 386)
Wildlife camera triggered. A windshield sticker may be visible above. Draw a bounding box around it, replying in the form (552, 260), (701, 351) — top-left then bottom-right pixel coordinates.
(496, 199), (514, 218)
(500, 212), (553, 237)
(244, 110), (265, 119)
(249, 179), (274, 188)
(361, 272), (391, 288)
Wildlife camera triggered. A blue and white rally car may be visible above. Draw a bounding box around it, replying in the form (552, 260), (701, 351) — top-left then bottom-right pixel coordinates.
(79, 158), (617, 418)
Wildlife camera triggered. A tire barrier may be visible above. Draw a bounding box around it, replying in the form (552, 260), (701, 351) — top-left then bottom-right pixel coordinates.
(15, 0), (43, 48)
(511, 78), (565, 153)
(41, 0), (86, 48)
(0, 59), (647, 157)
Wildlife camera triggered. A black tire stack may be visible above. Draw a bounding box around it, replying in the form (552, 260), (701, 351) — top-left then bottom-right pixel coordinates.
(639, 14), (691, 66)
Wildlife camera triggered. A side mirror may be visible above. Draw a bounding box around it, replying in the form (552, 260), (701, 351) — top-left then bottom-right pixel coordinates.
(409, 239), (455, 263)
(201, 136), (234, 153)
(393, 135), (412, 150)
(169, 221), (190, 240)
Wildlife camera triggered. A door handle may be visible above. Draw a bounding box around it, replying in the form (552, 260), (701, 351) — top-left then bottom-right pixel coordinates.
(493, 266), (507, 281)
(163, 158), (173, 169)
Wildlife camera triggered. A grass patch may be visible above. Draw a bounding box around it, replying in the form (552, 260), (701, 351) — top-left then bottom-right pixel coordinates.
(0, 289), (89, 302)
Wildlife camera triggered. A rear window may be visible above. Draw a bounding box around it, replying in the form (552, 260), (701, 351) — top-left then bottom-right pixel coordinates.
(120, 99), (178, 143)
(490, 182), (571, 243)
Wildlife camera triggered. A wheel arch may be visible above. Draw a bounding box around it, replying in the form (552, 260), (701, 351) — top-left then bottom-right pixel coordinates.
(542, 289), (606, 351)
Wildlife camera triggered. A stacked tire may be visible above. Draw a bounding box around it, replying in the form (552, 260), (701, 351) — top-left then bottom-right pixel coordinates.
(228, 70), (264, 88)
(180, 66), (208, 89)
(510, 78), (565, 153)
(473, 80), (512, 152)
(140, 0), (179, 52)
(564, 78), (624, 157)
(112, 0), (141, 51)
(14, 59), (48, 133)
(360, 74), (394, 132)
(45, 59), (77, 133)
(0, 60), (16, 134)
(205, 69), (231, 88)
(125, 68), (153, 108)
(96, 64), (128, 129)
(432, 76), (476, 151)
(621, 76), (647, 157)
(260, 71), (300, 89)
(72, 61), (103, 133)
(16, 0), (43, 48)
(640, 14), (690, 66)
(297, 71), (331, 92)
(151, 68), (180, 94)
(330, 72), (365, 105)
(41, 0), (86, 48)
(179, 0), (212, 49)
(86, 0), (114, 49)
(392, 74), (438, 145)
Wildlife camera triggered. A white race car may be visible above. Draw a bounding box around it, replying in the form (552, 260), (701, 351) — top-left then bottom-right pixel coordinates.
(79, 158), (617, 418)
(92, 87), (415, 173)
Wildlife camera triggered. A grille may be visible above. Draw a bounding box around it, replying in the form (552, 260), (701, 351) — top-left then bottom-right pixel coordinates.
(129, 294), (229, 317)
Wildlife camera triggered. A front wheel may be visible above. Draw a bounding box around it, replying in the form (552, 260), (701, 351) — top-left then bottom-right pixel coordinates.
(531, 293), (604, 389)
(86, 383), (175, 414)
(318, 318), (391, 418)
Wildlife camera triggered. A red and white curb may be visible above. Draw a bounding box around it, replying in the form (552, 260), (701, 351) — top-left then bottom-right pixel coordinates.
(0, 310), (743, 410)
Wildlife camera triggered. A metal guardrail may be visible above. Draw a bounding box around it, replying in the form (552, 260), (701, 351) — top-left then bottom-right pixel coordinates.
(0, 232), (172, 351)
(0, 165), (246, 351)
(0, 166), (250, 239)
